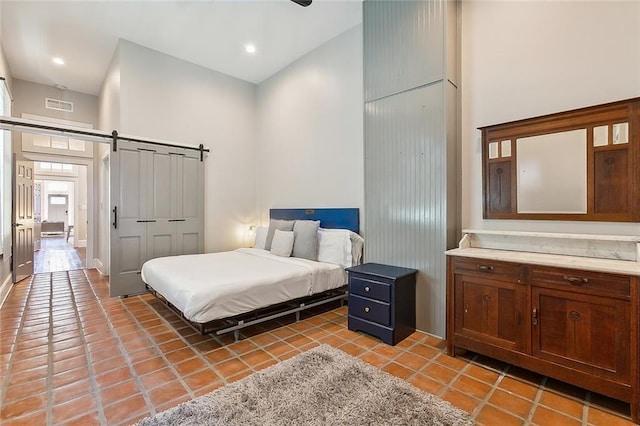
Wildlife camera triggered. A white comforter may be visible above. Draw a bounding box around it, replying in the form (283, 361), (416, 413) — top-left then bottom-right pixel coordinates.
(141, 248), (346, 323)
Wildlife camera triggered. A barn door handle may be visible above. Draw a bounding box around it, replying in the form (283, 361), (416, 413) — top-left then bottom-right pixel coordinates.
(112, 206), (118, 229)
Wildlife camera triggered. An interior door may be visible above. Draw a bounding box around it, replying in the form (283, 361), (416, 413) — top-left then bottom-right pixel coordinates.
(12, 159), (35, 282)
(109, 141), (148, 297)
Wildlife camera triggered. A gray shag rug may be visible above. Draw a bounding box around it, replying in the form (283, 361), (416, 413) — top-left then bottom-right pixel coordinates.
(136, 344), (473, 426)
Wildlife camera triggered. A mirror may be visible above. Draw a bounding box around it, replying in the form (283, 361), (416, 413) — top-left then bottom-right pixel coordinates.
(481, 97), (640, 222)
(516, 129), (587, 214)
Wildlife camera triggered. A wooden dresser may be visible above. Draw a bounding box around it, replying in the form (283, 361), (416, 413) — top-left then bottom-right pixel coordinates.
(446, 230), (640, 423)
(346, 263), (417, 346)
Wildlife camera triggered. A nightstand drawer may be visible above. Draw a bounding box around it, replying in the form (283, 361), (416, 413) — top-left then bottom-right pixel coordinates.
(349, 294), (390, 326)
(350, 276), (391, 302)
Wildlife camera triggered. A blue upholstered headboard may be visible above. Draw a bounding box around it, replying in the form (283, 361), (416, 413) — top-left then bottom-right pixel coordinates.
(269, 208), (359, 234)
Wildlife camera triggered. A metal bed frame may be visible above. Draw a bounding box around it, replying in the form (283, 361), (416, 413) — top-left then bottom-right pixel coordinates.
(146, 284), (348, 342)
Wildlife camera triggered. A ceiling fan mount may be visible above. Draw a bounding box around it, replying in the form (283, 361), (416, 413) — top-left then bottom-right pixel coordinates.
(291, 0), (312, 6)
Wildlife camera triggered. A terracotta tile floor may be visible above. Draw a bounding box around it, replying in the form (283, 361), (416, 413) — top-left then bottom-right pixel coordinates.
(0, 269), (634, 425)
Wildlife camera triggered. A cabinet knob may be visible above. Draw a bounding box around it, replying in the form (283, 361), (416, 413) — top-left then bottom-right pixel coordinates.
(364, 307), (370, 313)
(364, 286), (370, 292)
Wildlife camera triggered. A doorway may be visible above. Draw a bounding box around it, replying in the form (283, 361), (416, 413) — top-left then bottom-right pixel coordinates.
(33, 162), (88, 273)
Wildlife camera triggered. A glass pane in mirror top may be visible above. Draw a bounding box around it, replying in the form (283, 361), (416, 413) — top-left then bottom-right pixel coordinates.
(593, 125), (608, 147)
(501, 140), (512, 157)
(613, 122), (629, 144)
(489, 141), (499, 159)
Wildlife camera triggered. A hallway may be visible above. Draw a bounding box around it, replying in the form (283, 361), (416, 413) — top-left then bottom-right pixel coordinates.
(34, 236), (86, 274)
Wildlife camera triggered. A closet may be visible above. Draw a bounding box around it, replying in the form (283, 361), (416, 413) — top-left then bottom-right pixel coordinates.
(110, 140), (204, 297)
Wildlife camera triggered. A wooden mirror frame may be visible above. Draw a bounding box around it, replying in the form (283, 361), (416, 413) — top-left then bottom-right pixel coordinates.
(481, 97), (640, 222)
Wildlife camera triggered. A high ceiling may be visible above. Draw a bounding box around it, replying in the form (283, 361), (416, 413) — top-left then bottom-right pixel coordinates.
(1, 1), (362, 95)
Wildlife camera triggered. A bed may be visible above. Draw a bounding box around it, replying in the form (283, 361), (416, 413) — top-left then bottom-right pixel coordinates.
(141, 208), (362, 340)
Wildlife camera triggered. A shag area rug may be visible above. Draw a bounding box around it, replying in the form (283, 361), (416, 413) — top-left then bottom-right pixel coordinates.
(137, 344), (473, 426)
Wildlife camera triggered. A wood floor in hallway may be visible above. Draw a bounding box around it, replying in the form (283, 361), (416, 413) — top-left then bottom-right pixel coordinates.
(34, 236), (86, 274)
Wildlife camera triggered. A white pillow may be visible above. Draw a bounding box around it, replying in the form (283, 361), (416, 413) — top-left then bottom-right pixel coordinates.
(254, 226), (268, 249)
(317, 228), (365, 267)
(270, 229), (294, 257)
(315, 229), (350, 267)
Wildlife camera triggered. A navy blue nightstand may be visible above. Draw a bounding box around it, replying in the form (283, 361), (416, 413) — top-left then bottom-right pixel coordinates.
(346, 263), (417, 346)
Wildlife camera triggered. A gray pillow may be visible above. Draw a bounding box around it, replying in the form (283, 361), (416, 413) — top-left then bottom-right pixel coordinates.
(265, 219), (295, 250)
(292, 220), (320, 260)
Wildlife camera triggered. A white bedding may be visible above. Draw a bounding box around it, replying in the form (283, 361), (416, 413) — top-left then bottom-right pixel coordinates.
(141, 248), (346, 323)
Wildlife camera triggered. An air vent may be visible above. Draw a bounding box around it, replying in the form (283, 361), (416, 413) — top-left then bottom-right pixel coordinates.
(45, 97), (73, 113)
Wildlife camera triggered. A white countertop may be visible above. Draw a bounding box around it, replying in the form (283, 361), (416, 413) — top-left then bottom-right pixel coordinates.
(446, 247), (640, 277)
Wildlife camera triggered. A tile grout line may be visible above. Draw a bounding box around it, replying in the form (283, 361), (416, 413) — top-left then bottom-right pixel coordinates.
(525, 375), (547, 424)
(87, 278), (158, 424)
(0, 275), (36, 420)
(468, 359), (510, 421)
(583, 391), (591, 425)
(46, 272), (54, 425)
(65, 270), (109, 425)
(0, 277), (33, 422)
(118, 295), (202, 420)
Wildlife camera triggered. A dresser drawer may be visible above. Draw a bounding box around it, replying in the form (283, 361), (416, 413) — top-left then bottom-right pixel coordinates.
(531, 267), (630, 298)
(349, 276), (391, 302)
(349, 294), (391, 326)
(454, 257), (528, 284)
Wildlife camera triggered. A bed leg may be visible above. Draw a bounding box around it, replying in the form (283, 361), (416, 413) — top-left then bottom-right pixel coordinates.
(233, 330), (240, 342)
(296, 303), (305, 322)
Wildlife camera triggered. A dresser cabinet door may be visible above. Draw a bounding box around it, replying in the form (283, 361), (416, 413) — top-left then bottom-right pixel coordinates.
(532, 287), (631, 385)
(453, 273), (528, 352)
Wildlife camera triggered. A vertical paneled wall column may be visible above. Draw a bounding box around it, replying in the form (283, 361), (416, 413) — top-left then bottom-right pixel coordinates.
(363, 0), (459, 337)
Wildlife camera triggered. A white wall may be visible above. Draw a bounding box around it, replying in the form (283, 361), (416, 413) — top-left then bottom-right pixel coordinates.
(117, 40), (257, 252)
(255, 26), (364, 225)
(12, 79), (99, 127)
(96, 49), (121, 275)
(0, 38), (12, 307)
(461, 1), (640, 236)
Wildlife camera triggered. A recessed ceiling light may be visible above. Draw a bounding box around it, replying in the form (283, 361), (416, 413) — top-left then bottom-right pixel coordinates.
(245, 44), (256, 54)
(52, 57), (65, 65)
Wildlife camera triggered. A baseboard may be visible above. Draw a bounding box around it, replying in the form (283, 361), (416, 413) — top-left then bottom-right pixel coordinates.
(0, 274), (12, 310)
(76, 239), (87, 248)
(94, 258), (109, 276)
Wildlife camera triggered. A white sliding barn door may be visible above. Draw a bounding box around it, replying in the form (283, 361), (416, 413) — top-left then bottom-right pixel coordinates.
(110, 140), (204, 297)
(174, 149), (204, 255)
(110, 142), (148, 297)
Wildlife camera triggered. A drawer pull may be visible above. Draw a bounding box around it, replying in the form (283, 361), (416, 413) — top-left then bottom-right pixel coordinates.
(364, 307), (370, 313)
(477, 265), (494, 272)
(364, 286), (370, 292)
(563, 275), (589, 285)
